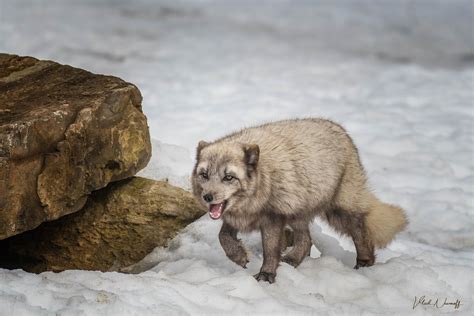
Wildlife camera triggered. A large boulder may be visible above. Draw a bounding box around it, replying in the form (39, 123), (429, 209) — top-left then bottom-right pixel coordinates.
(0, 177), (206, 272)
(0, 54), (151, 239)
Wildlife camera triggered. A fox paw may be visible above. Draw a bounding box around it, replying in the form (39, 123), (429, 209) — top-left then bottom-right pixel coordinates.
(354, 257), (375, 269)
(254, 271), (276, 284)
(281, 255), (302, 268)
(227, 246), (250, 268)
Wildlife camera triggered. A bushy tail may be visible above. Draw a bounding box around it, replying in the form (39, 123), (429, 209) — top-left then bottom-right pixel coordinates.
(366, 198), (408, 248)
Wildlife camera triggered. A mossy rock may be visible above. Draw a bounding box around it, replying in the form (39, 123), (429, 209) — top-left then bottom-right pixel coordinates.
(0, 177), (205, 273)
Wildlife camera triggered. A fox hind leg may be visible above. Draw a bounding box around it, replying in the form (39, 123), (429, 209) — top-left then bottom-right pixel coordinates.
(350, 216), (375, 268)
(323, 207), (375, 268)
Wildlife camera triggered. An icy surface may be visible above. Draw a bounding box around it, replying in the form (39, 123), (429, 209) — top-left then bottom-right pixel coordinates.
(0, 0), (473, 315)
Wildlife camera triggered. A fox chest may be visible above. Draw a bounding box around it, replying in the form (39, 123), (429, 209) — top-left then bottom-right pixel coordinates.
(223, 212), (261, 232)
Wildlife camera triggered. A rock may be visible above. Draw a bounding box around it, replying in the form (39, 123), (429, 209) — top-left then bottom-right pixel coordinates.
(0, 54), (151, 239)
(0, 177), (206, 272)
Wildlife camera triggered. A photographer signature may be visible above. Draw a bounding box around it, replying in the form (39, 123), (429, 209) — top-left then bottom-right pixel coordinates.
(413, 296), (462, 310)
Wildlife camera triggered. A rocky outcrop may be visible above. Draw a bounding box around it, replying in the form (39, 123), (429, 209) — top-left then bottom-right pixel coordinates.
(0, 177), (206, 272)
(0, 54), (151, 240)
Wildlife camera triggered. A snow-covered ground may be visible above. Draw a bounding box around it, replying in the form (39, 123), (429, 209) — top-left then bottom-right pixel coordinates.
(0, 0), (473, 314)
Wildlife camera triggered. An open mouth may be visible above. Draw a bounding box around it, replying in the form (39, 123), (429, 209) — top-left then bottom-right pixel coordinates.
(209, 201), (227, 220)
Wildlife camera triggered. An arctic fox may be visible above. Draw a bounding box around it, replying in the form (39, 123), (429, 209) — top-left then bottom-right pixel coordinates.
(192, 118), (407, 283)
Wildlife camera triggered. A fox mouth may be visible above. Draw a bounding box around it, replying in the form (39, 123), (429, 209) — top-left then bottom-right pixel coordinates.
(209, 201), (227, 220)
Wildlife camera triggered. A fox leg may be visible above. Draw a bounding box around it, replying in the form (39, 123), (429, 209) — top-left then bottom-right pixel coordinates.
(219, 222), (249, 268)
(322, 207), (375, 268)
(254, 214), (285, 283)
(281, 220), (312, 267)
(281, 226), (294, 250)
(351, 221), (375, 269)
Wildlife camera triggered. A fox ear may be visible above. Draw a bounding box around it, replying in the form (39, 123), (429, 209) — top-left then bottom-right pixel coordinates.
(196, 140), (209, 158)
(244, 144), (259, 166)
(198, 140), (209, 151)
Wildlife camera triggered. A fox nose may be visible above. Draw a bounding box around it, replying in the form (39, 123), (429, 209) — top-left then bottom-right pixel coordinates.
(203, 193), (213, 203)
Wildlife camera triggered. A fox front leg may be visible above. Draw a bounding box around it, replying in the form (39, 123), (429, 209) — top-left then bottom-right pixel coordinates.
(282, 220), (312, 267)
(254, 215), (285, 284)
(219, 222), (249, 268)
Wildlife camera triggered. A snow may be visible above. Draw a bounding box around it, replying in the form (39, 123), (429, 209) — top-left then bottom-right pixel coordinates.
(0, 0), (473, 314)
(138, 139), (194, 190)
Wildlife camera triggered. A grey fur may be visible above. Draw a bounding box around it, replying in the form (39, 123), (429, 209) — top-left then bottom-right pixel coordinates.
(192, 118), (407, 283)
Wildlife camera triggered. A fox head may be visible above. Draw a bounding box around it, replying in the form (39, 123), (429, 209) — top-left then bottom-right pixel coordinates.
(191, 140), (260, 220)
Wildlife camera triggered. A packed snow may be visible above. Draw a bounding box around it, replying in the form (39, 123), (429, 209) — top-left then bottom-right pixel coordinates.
(0, 0), (473, 314)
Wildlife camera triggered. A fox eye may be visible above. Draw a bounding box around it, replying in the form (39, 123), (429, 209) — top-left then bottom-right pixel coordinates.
(200, 172), (209, 180)
(223, 174), (234, 182)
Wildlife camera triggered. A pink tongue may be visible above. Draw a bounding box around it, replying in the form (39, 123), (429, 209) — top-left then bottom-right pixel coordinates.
(209, 203), (224, 220)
